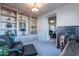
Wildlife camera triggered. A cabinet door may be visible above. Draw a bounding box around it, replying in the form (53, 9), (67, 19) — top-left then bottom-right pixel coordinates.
(30, 18), (37, 34)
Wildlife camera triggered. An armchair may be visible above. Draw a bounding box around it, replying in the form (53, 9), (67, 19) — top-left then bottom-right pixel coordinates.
(0, 35), (23, 56)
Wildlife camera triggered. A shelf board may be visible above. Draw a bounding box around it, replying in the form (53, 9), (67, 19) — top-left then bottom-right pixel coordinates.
(0, 21), (17, 24)
(18, 19), (29, 22)
(0, 28), (17, 30)
(1, 13), (17, 18)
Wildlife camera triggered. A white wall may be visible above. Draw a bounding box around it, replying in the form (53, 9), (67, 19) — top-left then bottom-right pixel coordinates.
(37, 4), (79, 41)
(57, 4), (79, 26)
(44, 4), (79, 26)
(37, 16), (50, 41)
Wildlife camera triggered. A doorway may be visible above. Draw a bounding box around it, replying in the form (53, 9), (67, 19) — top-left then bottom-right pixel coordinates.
(48, 15), (57, 46)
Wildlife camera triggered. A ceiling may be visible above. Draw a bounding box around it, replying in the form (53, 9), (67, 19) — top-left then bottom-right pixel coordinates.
(2, 3), (67, 17)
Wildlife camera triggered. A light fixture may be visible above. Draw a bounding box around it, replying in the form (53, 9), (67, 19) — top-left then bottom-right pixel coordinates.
(32, 3), (39, 12)
(50, 20), (55, 23)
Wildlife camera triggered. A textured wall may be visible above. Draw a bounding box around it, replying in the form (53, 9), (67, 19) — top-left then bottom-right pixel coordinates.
(56, 26), (79, 48)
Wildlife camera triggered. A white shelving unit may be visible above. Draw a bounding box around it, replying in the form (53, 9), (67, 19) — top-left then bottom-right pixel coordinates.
(30, 17), (37, 34)
(0, 5), (17, 35)
(0, 4), (37, 36)
(17, 13), (29, 36)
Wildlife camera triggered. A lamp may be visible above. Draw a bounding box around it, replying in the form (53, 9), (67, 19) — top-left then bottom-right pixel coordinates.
(32, 3), (39, 12)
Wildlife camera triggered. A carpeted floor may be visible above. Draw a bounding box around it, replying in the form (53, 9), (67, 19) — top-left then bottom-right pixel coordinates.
(24, 39), (61, 56)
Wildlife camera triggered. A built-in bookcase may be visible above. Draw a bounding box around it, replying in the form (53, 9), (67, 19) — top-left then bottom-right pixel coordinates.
(17, 13), (29, 36)
(0, 5), (17, 35)
(0, 4), (37, 36)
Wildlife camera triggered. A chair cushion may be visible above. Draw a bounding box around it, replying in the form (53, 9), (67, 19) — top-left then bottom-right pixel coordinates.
(0, 39), (6, 46)
(0, 35), (12, 48)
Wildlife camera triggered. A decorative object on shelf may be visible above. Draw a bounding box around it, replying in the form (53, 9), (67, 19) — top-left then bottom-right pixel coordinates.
(7, 11), (11, 15)
(7, 18), (11, 21)
(19, 22), (26, 35)
(6, 22), (12, 28)
(20, 15), (22, 19)
(32, 3), (39, 12)
(6, 30), (13, 36)
(31, 30), (36, 34)
(31, 25), (36, 29)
